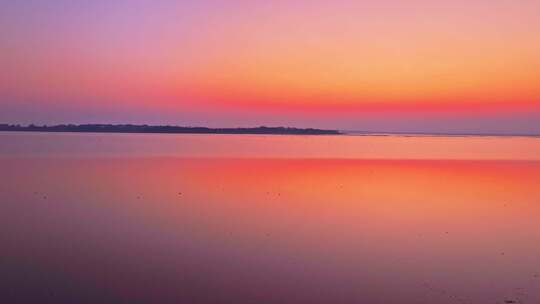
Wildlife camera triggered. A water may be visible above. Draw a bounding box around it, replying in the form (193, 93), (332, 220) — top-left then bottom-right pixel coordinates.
(1, 131), (540, 159)
(1, 132), (540, 303)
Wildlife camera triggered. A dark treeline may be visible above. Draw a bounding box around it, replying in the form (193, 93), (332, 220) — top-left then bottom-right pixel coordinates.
(0, 124), (340, 135)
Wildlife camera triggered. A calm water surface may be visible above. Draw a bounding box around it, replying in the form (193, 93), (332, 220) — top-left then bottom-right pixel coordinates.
(1, 132), (540, 303)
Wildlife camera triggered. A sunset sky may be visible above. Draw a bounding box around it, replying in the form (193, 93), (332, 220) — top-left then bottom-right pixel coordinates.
(1, 0), (539, 134)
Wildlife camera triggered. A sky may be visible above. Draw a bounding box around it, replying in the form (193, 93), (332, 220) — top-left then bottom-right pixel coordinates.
(1, 0), (540, 134)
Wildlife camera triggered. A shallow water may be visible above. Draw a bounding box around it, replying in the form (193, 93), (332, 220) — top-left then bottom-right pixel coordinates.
(1, 132), (540, 303)
(1, 131), (540, 159)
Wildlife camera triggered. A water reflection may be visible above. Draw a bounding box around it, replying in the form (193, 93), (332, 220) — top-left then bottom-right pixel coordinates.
(1, 132), (540, 159)
(2, 157), (540, 303)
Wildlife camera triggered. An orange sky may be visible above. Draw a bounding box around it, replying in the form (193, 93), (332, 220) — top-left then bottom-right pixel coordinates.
(1, 0), (539, 133)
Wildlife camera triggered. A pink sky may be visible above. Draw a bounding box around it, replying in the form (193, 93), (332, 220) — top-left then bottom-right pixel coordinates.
(1, 0), (539, 133)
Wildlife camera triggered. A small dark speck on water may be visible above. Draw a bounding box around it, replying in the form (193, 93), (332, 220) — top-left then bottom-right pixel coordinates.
(504, 300), (516, 304)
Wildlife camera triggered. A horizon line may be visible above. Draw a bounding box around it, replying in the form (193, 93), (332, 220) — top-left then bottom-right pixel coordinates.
(1, 123), (540, 137)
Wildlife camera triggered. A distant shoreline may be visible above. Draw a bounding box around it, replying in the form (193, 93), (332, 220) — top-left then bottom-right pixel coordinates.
(1, 124), (538, 137)
(0, 124), (341, 135)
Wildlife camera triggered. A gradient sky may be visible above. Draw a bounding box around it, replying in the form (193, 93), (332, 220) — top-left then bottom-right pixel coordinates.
(1, 0), (540, 133)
